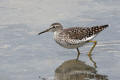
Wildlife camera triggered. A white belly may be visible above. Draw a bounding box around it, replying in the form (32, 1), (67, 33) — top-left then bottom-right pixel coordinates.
(55, 39), (86, 49)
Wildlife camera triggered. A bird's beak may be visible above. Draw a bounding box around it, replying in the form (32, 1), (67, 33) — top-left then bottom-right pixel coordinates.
(38, 27), (52, 35)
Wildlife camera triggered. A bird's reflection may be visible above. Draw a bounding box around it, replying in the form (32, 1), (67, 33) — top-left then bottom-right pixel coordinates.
(88, 56), (97, 68)
(54, 57), (108, 80)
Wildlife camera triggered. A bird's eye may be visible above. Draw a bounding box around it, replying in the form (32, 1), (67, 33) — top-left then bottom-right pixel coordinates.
(53, 26), (55, 28)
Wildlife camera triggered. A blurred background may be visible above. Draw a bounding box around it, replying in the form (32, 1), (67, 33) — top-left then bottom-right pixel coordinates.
(0, 0), (120, 80)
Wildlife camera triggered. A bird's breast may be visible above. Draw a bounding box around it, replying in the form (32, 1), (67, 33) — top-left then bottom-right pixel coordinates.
(53, 31), (86, 49)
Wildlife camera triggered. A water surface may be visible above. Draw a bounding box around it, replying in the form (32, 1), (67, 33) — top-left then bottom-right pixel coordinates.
(0, 0), (120, 80)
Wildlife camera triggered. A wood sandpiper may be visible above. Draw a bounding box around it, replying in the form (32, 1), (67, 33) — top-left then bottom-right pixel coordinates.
(38, 23), (108, 60)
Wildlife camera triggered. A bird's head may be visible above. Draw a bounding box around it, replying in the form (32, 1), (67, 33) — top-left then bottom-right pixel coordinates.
(38, 23), (63, 35)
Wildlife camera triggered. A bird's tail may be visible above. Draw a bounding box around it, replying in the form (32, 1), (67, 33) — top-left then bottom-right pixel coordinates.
(91, 24), (109, 34)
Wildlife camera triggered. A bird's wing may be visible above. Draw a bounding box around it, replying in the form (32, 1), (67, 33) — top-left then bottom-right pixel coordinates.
(62, 27), (92, 40)
(59, 25), (108, 44)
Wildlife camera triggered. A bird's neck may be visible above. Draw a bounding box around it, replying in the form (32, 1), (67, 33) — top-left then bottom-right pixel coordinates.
(54, 30), (62, 35)
(53, 30), (62, 39)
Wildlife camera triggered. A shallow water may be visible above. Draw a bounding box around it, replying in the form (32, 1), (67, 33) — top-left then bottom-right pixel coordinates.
(0, 0), (120, 80)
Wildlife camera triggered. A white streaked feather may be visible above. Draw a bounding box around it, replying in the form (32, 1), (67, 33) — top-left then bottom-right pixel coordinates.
(66, 35), (96, 44)
(81, 35), (96, 41)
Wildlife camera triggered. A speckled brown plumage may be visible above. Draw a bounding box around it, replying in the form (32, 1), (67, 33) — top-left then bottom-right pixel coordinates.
(60, 24), (108, 40)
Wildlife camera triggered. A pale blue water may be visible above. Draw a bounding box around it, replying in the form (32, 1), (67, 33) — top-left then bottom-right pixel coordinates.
(0, 0), (120, 80)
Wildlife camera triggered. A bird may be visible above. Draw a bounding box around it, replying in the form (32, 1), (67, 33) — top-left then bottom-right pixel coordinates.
(38, 23), (108, 60)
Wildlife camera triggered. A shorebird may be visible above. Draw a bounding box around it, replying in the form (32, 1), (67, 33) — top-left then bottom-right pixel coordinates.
(38, 23), (108, 60)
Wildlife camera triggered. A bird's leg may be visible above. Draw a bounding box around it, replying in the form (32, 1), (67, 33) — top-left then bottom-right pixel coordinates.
(76, 48), (80, 61)
(88, 41), (97, 56)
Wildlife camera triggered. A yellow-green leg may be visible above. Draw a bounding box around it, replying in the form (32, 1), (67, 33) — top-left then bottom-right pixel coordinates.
(76, 48), (80, 61)
(88, 41), (97, 56)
